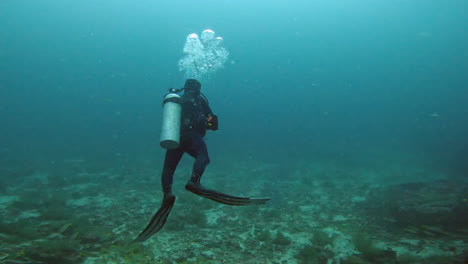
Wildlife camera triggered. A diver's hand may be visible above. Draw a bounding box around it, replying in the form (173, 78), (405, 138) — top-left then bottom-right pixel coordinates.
(207, 115), (218, 131)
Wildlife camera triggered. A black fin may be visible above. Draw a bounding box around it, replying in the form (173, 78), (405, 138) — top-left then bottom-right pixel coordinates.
(132, 195), (176, 243)
(185, 183), (271, 206)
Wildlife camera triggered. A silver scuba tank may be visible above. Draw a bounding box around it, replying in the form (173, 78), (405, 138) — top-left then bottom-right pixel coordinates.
(160, 93), (182, 149)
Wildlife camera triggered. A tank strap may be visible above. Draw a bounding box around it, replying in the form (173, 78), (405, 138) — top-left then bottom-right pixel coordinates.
(200, 92), (209, 105)
(163, 96), (182, 105)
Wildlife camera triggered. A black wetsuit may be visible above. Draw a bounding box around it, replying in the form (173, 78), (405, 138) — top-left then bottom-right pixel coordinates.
(132, 81), (269, 244)
(161, 93), (213, 194)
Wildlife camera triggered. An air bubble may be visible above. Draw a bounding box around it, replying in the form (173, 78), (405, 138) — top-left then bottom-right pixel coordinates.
(178, 29), (229, 80)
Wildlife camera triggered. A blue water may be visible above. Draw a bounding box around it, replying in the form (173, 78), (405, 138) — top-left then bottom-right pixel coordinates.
(1, 0), (466, 168)
(0, 0), (467, 263)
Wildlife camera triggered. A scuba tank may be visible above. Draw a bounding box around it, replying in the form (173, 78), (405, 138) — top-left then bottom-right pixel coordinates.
(160, 92), (182, 149)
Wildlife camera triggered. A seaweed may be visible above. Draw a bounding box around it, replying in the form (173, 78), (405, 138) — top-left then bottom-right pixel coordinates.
(41, 207), (72, 220)
(98, 243), (156, 264)
(0, 220), (43, 240)
(9, 190), (44, 211)
(273, 231), (291, 246)
(256, 229), (272, 242)
(39, 192), (74, 221)
(47, 171), (68, 188)
(397, 254), (464, 264)
(165, 215), (187, 231)
(342, 255), (370, 264)
(188, 206), (208, 227)
(70, 216), (113, 244)
(351, 232), (380, 259)
(24, 239), (83, 264)
(312, 229), (333, 246)
(351, 231), (397, 263)
(0, 177), (6, 192)
(295, 244), (328, 264)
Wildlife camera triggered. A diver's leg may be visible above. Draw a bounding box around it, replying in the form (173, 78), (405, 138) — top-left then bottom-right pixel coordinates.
(132, 194), (175, 243)
(185, 134), (210, 184)
(161, 148), (184, 197)
(132, 149), (183, 243)
(184, 135), (271, 206)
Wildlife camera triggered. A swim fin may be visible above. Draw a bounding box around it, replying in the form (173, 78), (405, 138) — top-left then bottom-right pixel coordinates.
(132, 195), (176, 243)
(185, 182), (271, 206)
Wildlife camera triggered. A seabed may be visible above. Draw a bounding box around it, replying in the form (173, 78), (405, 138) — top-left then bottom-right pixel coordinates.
(0, 156), (466, 264)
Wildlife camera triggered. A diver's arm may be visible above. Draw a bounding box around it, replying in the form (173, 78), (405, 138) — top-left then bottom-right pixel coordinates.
(200, 97), (218, 131)
(201, 97), (213, 116)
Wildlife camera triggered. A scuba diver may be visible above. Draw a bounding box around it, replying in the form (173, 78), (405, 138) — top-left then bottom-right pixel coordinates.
(133, 79), (271, 243)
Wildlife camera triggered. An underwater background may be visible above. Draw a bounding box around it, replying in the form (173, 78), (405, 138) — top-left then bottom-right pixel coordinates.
(0, 0), (467, 263)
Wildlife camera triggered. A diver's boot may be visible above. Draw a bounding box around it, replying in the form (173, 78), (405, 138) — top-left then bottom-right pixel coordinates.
(132, 186), (176, 243)
(185, 173), (271, 206)
(185, 172), (202, 190)
(162, 185), (175, 202)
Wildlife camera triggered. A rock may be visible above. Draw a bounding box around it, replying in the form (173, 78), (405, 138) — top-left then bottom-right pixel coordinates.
(202, 250), (215, 258)
(360, 180), (468, 230)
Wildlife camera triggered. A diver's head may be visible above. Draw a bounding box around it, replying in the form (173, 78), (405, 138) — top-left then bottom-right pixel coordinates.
(184, 79), (201, 97)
